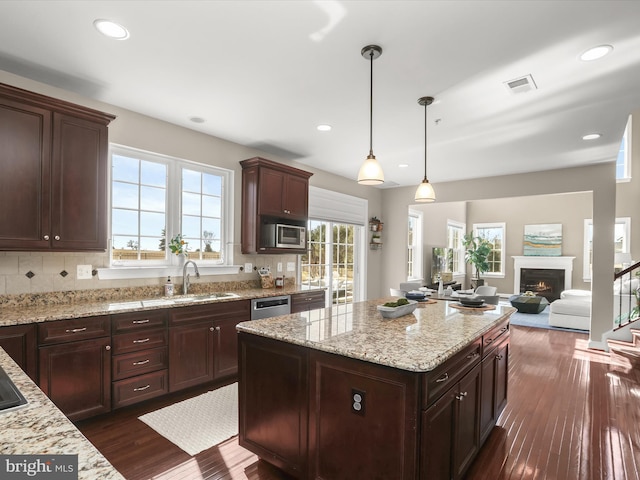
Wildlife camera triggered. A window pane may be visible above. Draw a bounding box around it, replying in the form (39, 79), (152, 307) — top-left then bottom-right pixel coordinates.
(112, 155), (139, 182)
(182, 192), (201, 216)
(182, 169), (201, 193)
(112, 182), (138, 209)
(141, 160), (167, 187)
(112, 209), (138, 236)
(140, 185), (166, 212)
(203, 173), (222, 196)
(203, 195), (221, 217)
(182, 215), (201, 238)
(202, 218), (220, 238)
(140, 211), (165, 236)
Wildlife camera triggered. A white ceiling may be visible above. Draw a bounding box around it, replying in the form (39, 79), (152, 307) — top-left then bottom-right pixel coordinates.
(2, 1), (640, 188)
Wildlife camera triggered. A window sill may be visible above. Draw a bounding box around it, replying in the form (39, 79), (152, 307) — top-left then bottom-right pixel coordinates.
(97, 265), (241, 280)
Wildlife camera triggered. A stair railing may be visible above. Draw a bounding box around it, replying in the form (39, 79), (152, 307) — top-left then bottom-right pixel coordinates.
(613, 260), (640, 330)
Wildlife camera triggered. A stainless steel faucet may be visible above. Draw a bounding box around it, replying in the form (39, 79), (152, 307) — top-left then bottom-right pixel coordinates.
(182, 260), (200, 295)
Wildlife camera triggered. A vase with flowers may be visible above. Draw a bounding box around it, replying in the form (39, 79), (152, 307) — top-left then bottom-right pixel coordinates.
(169, 234), (189, 264)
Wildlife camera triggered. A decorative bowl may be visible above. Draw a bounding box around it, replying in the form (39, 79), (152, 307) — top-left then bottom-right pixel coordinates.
(377, 300), (418, 319)
(405, 291), (427, 301)
(459, 297), (485, 307)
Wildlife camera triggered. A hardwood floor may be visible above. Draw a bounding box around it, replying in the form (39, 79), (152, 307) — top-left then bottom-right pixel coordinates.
(76, 326), (640, 479)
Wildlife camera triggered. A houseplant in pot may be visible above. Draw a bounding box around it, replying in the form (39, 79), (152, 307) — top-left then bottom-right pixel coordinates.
(462, 233), (492, 288)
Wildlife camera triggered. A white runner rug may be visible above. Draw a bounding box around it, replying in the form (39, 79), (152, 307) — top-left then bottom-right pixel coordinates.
(138, 382), (238, 456)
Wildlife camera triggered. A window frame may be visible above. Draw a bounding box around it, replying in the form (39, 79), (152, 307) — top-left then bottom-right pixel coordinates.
(583, 217), (631, 281)
(616, 115), (632, 183)
(407, 209), (424, 281)
(447, 220), (466, 275)
(98, 144), (236, 280)
(472, 222), (506, 278)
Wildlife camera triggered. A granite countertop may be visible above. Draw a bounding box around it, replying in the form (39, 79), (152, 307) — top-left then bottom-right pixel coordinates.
(0, 286), (321, 327)
(237, 298), (516, 372)
(0, 348), (125, 479)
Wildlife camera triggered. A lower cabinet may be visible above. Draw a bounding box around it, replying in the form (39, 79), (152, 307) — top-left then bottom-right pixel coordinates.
(38, 333), (111, 422)
(480, 335), (510, 443)
(290, 290), (326, 313)
(0, 324), (37, 381)
(169, 319), (215, 392)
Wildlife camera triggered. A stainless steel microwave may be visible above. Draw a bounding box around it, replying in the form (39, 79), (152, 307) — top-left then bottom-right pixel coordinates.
(262, 223), (306, 249)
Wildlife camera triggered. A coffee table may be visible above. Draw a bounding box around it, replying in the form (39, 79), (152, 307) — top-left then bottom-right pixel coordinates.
(509, 294), (549, 313)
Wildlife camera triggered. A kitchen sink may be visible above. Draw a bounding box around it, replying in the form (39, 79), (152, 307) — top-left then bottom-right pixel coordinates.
(170, 292), (240, 303)
(0, 366), (28, 414)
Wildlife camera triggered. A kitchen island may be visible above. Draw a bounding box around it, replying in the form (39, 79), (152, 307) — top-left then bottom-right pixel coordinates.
(237, 299), (515, 480)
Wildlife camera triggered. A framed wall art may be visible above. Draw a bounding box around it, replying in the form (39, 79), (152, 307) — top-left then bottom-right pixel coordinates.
(523, 223), (562, 256)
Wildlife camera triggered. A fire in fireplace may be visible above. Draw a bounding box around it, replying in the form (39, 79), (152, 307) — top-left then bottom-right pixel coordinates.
(520, 268), (565, 302)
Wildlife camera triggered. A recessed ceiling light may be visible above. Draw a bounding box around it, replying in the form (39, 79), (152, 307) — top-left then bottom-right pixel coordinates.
(398, 164), (409, 168)
(93, 19), (130, 40)
(317, 124), (332, 131)
(582, 133), (602, 140)
(189, 116), (206, 124)
(580, 45), (613, 61)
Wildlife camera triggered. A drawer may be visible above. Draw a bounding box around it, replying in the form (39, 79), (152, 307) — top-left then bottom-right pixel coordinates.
(112, 370), (168, 409)
(169, 299), (250, 326)
(112, 329), (167, 355)
(38, 316), (110, 345)
(291, 290), (326, 313)
(482, 320), (510, 358)
(112, 346), (168, 381)
(422, 338), (481, 408)
(111, 309), (167, 334)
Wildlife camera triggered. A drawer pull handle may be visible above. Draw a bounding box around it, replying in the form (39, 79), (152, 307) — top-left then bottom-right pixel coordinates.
(466, 352), (478, 359)
(133, 338), (150, 344)
(456, 391), (468, 401)
(132, 319), (150, 324)
(133, 359), (150, 366)
(134, 384), (151, 392)
(436, 373), (449, 383)
(65, 327), (87, 334)
(501, 327), (508, 332)
(485, 338), (494, 345)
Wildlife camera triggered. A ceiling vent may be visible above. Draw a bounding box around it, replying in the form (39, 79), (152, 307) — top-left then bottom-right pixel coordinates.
(504, 74), (537, 94)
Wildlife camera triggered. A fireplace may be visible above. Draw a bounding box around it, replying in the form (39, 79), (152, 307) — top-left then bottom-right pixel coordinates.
(512, 256), (574, 300)
(520, 268), (565, 301)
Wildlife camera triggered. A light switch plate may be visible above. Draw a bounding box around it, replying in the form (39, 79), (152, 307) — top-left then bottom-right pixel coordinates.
(244, 263), (253, 273)
(277, 262), (283, 272)
(287, 262), (295, 272)
(77, 264), (92, 280)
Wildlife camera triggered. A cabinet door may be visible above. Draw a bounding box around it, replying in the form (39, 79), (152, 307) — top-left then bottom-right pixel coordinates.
(258, 167), (286, 216)
(283, 173), (308, 218)
(290, 290), (326, 313)
(38, 337), (111, 421)
(479, 349), (497, 444)
(51, 112), (108, 250)
(494, 339), (509, 418)
(169, 322), (214, 392)
(0, 97), (51, 250)
(421, 389), (456, 480)
(0, 324), (37, 381)
(213, 318), (239, 379)
(453, 363), (481, 480)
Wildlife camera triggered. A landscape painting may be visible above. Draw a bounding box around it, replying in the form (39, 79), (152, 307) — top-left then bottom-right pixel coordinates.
(523, 224), (562, 256)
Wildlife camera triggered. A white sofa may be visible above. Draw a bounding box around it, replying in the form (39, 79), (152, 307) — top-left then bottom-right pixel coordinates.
(549, 282), (637, 331)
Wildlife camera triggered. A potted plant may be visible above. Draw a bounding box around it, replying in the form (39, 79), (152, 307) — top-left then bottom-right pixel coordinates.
(462, 233), (492, 288)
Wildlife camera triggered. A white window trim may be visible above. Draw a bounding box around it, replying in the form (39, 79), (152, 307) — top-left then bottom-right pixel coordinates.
(98, 144), (237, 280)
(583, 216), (631, 282)
(408, 209), (423, 281)
(447, 220), (466, 275)
(617, 115), (632, 183)
(473, 222), (506, 278)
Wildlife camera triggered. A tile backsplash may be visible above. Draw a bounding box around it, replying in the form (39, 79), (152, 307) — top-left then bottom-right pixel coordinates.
(0, 247), (299, 297)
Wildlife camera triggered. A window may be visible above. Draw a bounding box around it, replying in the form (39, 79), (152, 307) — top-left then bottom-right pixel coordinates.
(408, 209), (423, 281)
(110, 145), (232, 269)
(616, 115), (632, 181)
(473, 223), (506, 276)
(446, 221), (465, 275)
(583, 217), (631, 280)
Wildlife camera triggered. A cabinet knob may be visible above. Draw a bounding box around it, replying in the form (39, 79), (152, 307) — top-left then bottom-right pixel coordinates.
(210, 327), (215, 332)
(455, 391), (468, 401)
(215, 326), (221, 331)
(105, 345), (111, 351)
(54, 235), (60, 241)
(283, 209), (290, 214)
(43, 235), (50, 240)
(496, 354), (503, 360)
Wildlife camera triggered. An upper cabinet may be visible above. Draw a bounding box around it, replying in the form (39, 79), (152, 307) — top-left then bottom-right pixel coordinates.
(240, 157), (313, 254)
(0, 83), (115, 251)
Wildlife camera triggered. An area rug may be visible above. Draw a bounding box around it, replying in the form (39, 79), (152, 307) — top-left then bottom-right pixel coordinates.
(506, 304), (587, 334)
(138, 382), (238, 456)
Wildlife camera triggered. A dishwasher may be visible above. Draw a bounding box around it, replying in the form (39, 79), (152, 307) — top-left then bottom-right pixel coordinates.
(251, 295), (291, 320)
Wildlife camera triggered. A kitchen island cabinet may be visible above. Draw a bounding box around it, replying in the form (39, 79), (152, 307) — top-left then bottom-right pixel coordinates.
(238, 299), (514, 480)
(0, 83), (114, 251)
(0, 323), (37, 381)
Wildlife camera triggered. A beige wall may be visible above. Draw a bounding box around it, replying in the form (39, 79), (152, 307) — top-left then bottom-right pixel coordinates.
(0, 70), (383, 299)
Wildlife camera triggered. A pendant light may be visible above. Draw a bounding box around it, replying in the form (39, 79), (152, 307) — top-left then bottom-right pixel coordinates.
(414, 96), (436, 202)
(357, 45), (385, 185)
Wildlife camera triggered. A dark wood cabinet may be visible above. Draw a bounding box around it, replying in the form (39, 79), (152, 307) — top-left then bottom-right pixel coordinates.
(0, 324), (37, 381)
(480, 335), (510, 443)
(111, 310), (168, 409)
(240, 156), (313, 254)
(290, 290), (326, 313)
(0, 83), (114, 251)
(169, 300), (249, 392)
(38, 316), (112, 422)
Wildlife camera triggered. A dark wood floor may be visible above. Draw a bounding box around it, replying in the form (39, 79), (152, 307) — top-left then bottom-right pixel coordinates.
(77, 326), (640, 480)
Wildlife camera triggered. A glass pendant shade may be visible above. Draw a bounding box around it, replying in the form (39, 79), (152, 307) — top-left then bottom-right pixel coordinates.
(414, 178), (436, 202)
(358, 154), (385, 185)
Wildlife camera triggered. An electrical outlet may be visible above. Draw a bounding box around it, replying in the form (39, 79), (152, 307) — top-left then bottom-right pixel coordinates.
(244, 263), (253, 273)
(277, 262), (283, 272)
(77, 264), (92, 280)
(286, 262), (295, 272)
(351, 388), (365, 415)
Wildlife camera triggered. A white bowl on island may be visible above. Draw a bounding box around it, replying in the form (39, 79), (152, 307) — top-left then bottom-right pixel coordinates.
(377, 300), (418, 319)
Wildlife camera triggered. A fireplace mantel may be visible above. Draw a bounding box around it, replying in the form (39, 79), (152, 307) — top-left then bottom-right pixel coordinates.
(512, 256), (575, 294)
